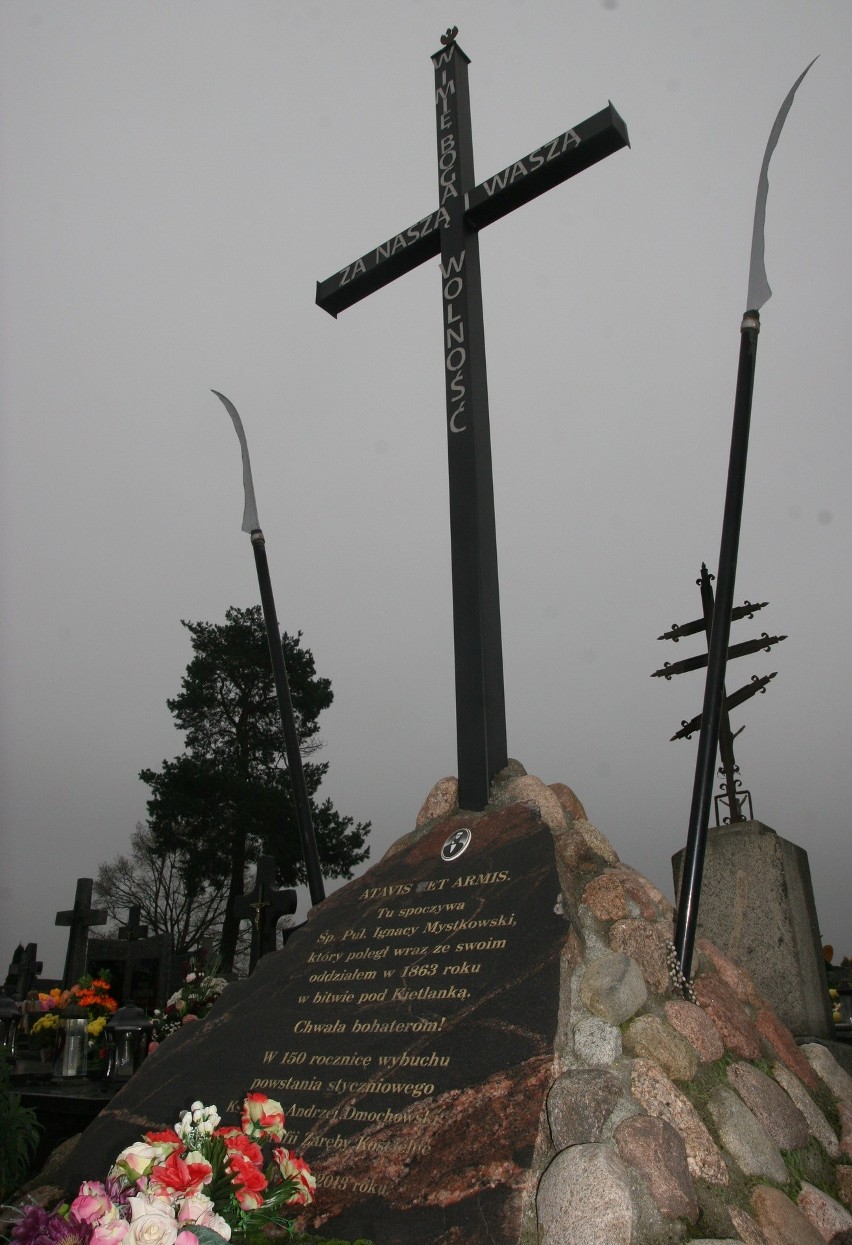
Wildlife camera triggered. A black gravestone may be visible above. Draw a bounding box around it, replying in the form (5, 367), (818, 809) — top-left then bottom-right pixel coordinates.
(58, 803), (569, 1245)
(86, 932), (172, 1011)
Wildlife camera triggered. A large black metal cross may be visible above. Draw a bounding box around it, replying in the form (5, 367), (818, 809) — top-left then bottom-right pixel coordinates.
(317, 30), (629, 810)
(56, 877), (108, 988)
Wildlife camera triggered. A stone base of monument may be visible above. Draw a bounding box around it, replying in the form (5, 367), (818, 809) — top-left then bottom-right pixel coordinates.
(672, 820), (834, 1039)
(42, 765), (852, 1245)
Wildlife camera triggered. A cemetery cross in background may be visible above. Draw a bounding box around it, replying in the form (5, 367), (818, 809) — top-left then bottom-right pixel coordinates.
(55, 876), (107, 989)
(317, 29), (629, 809)
(234, 854), (297, 973)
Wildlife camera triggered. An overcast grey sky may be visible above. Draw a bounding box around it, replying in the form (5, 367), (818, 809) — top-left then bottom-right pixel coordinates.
(2, 0), (850, 977)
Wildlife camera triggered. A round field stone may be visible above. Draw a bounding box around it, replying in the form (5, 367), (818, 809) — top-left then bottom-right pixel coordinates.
(706, 1087), (787, 1184)
(797, 1181), (852, 1242)
(415, 776), (458, 828)
(582, 872), (629, 921)
(726, 1060), (809, 1150)
(613, 1114), (698, 1222)
(697, 938), (764, 1006)
(664, 999), (724, 1062)
(756, 1007), (818, 1088)
(537, 1143), (633, 1245)
(801, 1042), (852, 1106)
(609, 918), (670, 992)
(630, 1057), (728, 1185)
(579, 951), (647, 1025)
(547, 782), (587, 822)
(573, 1016), (622, 1067)
(547, 1068), (623, 1148)
(694, 972), (762, 1059)
(622, 1014), (698, 1082)
(751, 1184), (825, 1245)
(771, 1060), (840, 1158)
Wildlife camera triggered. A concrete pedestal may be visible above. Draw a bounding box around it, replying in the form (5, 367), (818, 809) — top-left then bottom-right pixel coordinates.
(673, 821), (833, 1037)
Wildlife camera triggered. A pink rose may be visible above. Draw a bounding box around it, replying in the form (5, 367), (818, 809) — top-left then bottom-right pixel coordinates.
(91, 1221), (130, 1245)
(71, 1181), (116, 1226)
(175, 1195), (214, 1225)
(175, 1234), (198, 1245)
(176, 1199), (230, 1241)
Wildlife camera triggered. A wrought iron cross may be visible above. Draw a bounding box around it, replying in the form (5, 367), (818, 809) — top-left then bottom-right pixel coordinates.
(234, 855), (297, 973)
(55, 877), (108, 988)
(654, 564), (785, 822)
(317, 31), (629, 809)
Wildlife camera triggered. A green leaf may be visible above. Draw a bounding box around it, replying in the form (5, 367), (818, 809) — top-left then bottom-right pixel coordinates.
(189, 1228), (232, 1245)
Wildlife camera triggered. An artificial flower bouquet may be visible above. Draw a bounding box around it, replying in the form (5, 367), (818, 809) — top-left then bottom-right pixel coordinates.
(150, 957), (229, 1049)
(10, 1094), (315, 1245)
(27, 976), (118, 1062)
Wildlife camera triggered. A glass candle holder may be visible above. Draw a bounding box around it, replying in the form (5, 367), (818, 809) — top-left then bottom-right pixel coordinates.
(0, 993), (20, 1056)
(104, 1003), (153, 1082)
(53, 1002), (89, 1078)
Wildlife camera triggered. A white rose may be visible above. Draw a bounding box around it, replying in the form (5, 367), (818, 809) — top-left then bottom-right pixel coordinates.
(125, 1210), (178, 1245)
(128, 1194), (175, 1223)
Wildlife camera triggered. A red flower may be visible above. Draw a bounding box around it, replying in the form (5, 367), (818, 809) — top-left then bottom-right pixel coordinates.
(149, 1151), (212, 1197)
(144, 1129), (182, 1150)
(272, 1147), (316, 1206)
(241, 1092), (285, 1142)
(228, 1153), (267, 1210)
(213, 1129), (263, 1166)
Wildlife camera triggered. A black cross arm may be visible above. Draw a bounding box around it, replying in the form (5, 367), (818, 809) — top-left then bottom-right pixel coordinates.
(233, 889), (298, 922)
(671, 672), (777, 740)
(651, 632), (786, 679)
(56, 907), (108, 927)
(316, 102), (628, 319)
(464, 103), (629, 231)
(316, 210), (444, 318)
(657, 599), (769, 642)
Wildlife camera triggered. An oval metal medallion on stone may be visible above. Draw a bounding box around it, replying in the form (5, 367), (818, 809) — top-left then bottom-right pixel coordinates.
(441, 827), (472, 861)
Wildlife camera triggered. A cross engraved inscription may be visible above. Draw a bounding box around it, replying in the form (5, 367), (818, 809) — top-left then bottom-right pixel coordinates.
(317, 31), (629, 809)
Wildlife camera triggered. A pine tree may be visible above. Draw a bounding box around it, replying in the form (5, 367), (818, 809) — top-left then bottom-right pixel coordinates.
(141, 606), (370, 970)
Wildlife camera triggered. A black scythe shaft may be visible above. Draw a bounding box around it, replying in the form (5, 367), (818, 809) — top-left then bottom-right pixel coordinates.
(698, 565), (744, 823)
(251, 530), (326, 907)
(673, 313), (760, 985)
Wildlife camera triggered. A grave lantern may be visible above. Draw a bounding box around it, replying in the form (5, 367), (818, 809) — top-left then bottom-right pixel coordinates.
(53, 1001), (89, 1078)
(0, 993), (20, 1056)
(104, 1003), (153, 1082)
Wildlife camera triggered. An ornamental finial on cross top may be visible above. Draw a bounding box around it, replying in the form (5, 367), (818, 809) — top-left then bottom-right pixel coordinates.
(440, 27), (458, 47)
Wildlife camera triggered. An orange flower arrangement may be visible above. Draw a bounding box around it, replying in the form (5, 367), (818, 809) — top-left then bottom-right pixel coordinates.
(30, 974), (120, 1057)
(72, 978), (119, 1013)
